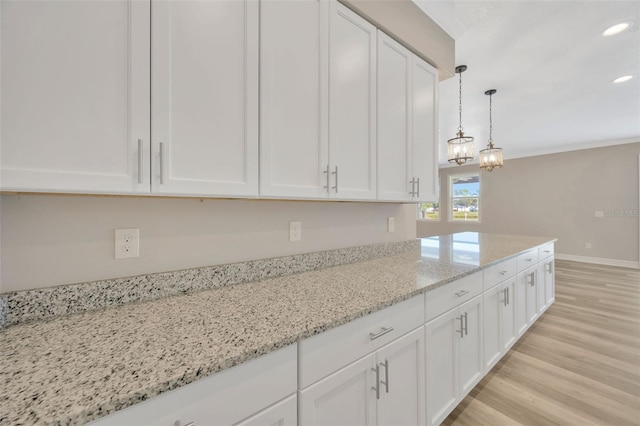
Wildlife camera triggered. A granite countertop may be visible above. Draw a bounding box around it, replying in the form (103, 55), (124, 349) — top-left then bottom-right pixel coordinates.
(0, 233), (554, 425)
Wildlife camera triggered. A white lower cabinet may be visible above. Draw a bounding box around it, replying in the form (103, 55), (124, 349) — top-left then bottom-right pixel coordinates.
(425, 295), (483, 426)
(543, 259), (555, 307)
(236, 394), (297, 426)
(483, 278), (517, 373)
(300, 327), (425, 426)
(90, 345), (297, 426)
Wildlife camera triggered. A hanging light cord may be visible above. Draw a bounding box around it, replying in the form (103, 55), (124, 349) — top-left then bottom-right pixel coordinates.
(488, 92), (493, 146)
(458, 71), (463, 132)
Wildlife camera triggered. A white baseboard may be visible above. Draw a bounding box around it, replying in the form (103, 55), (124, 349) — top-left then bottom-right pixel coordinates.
(555, 253), (640, 269)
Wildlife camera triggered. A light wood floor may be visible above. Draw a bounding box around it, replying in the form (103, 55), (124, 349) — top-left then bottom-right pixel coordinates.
(443, 259), (640, 426)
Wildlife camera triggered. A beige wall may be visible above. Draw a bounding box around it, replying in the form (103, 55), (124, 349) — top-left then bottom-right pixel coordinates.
(417, 143), (640, 266)
(0, 196), (417, 292)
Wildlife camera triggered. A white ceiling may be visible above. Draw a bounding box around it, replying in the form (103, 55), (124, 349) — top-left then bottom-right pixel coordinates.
(413, 0), (640, 166)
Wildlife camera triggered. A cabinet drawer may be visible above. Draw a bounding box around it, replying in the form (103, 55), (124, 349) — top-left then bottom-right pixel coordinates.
(483, 258), (517, 290)
(299, 294), (424, 389)
(538, 243), (554, 259)
(517, 249), (539, 271)
(425, 271), (483, 322)
(91, 344), (297, 426)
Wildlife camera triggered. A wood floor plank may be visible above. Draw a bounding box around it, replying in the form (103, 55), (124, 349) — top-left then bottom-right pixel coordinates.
(444, 260), (640, 426)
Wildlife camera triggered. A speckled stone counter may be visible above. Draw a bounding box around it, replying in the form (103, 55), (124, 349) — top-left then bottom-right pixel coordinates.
(0, 233), (554, 425)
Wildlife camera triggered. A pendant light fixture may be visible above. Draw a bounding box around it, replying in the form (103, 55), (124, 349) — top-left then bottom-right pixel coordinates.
(479, 89), (504, 172)
(447, 65), (474, 165)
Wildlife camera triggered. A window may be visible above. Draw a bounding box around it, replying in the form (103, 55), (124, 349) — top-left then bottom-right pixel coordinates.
(450, 173), (479, 221)
(418, 201), (439, 220)
(418, 181), (440, 221)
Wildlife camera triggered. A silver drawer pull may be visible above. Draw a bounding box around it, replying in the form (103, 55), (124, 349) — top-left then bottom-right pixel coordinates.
(380, 359), (389, 393)
(543, 250), (550, 253)
(455, 289), (470, 298)
(499, 270), (508, 276)
(371, 364), (380, 399)
(524, 258), (533, 262)
(174, 422), (195, 426)
(369, 326), (394, 340)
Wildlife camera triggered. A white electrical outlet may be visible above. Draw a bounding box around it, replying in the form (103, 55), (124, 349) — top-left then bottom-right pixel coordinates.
(289, 221), (302, 242)
(387, 217), (395, 233)
(115, 228), (139, 259)
(594, 211), (604, 218)
(586, 242), (592, 249)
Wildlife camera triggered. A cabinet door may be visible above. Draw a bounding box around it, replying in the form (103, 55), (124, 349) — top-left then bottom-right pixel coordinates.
(458, 295), (483, 397)
(376, 328), (425, 426)
(260, 0), (329, 199)
(537, 263), (547, 313)
(328, 2), (377, 200)
(235, 394), (296, 426)
(501, 279), (517, 351)
(525, 268), (539, 324)
(425, 309), (458, 426)
(151, 0), (258, 197)
(1, 0), (150, 194)
(411, 57), (438, 202)
(544, 259), (555, 307)
(299, 354), (377, 426)
(515, 270), (529, 337)
(483, 284), (503, 372)
(376, 32), (411, 202)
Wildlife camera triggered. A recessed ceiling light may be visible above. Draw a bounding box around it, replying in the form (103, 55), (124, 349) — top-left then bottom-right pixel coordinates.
(603, 22), (633, 36)
(613, 75), (633, 83)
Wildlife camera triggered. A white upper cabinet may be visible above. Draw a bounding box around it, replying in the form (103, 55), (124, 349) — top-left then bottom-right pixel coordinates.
(377, 32), (438, 202)
(328, 1), (377, 200)
(377, 32), (412, 202)
(260, 0), (329, 199)
(151, 0), (259, 197)
(261, 1), (376, 200)
(411, 57), (439, 202)
(1, 0), (150, 194)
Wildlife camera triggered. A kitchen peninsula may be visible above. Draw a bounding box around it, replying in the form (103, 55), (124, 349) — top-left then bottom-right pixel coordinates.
(0, 233), (555, 425)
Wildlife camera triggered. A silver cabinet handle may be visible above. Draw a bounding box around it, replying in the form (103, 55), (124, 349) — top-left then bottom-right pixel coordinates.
(174, 422), (195, 426)
(464, 312), (468, 336)
(529, 272), (535, 287)
(159, 142), (166, 185)
(416, 177), (420, 198)
(332, 166), (338, 193)
(457, 315), (464, 338)
(499, 270), (508, 276)
(524, 258), (533, 262)
(546, 262), (553, 274)
(501, 288), (508, 307)
(455, 289), (470, 298)
(506, 286), (510, 305)
(371, 364), (380, 400)
(380, 359), (389, 393)
(137, 139), (144, 184)
(409, 178), (415, 197)
(369, 326), (394, 340)
(323, 164), (330, 193)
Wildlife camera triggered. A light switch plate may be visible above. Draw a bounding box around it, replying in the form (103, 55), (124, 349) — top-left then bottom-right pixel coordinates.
(387, 217), (395, 233)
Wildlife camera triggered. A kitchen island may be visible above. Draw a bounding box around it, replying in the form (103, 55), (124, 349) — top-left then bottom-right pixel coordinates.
(0, 233), (555, 425)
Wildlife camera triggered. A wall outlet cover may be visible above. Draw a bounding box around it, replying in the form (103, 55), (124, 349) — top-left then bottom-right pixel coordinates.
(115, 228), (139, 259)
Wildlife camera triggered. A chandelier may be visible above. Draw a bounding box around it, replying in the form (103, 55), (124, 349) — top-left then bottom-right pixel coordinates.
(479, 89), (504, 172)
(447, 65), (474, 165)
